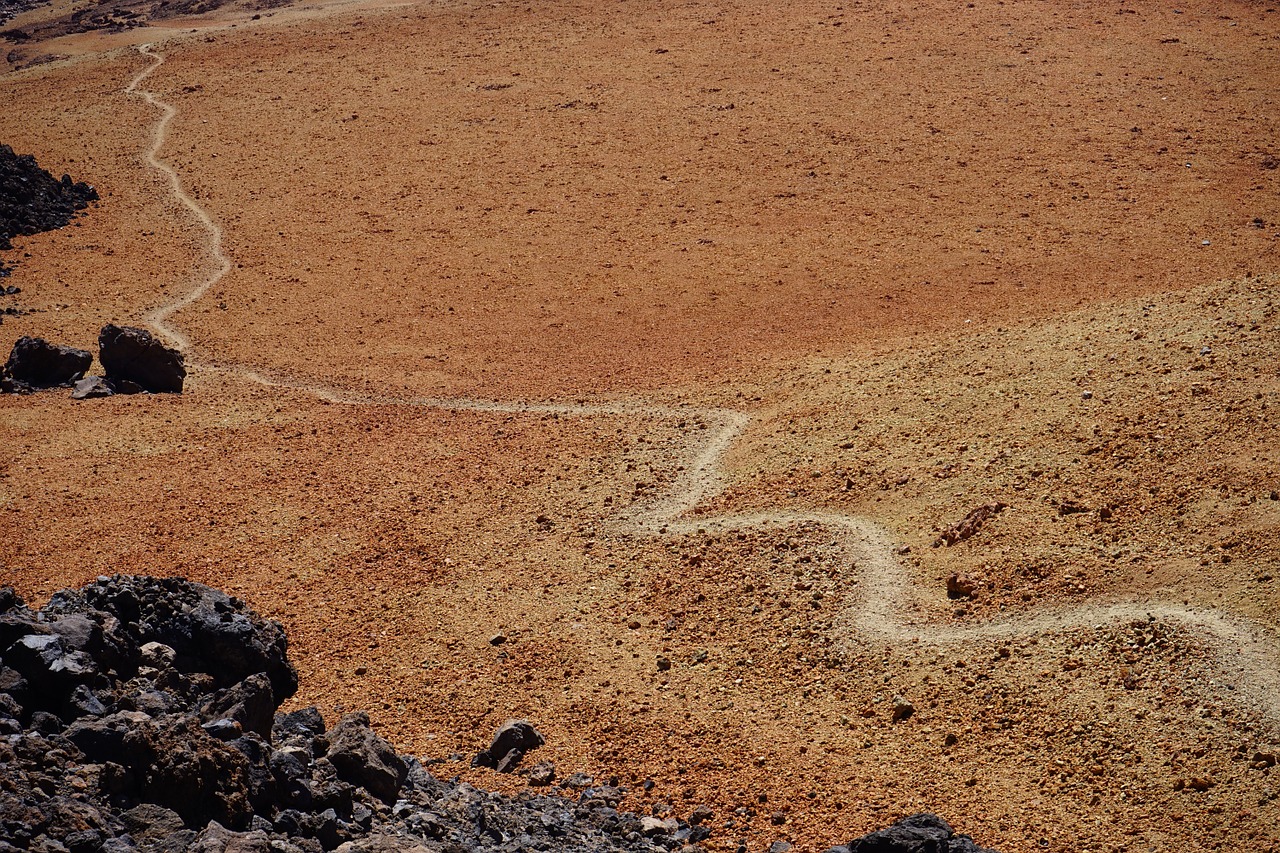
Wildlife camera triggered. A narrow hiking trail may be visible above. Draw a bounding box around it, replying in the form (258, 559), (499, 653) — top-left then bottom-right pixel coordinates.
(124, 44), (1280, 732)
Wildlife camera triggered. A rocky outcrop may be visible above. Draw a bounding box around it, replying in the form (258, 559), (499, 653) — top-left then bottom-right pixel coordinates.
(0, 576), (706, 852)
(98, 324), (185, 393)
(1, 335), (91, 391)
(0, 144), (98, 252)
(0, 576), (1000, 853)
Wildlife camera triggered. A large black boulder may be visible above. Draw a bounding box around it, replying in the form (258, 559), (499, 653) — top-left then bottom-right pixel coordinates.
(97, 324), (185, 393)
(839, 813), (996, 853)
(2, 336), (91, 390)
(472, 719), (544, 771)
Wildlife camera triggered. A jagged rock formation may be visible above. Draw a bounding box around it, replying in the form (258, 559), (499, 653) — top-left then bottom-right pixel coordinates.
(0, 144), (97, 251)
(0, 577), (705, 852)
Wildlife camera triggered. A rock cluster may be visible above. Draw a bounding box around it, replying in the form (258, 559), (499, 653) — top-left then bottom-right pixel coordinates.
(0, 576), (703, 853)
(828, 813), (996, 853)
(1, 325), (184, 395)
(0, 143), (98, 252)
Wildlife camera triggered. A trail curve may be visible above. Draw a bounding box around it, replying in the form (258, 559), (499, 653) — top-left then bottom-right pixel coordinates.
(124, 45), (1280, 732)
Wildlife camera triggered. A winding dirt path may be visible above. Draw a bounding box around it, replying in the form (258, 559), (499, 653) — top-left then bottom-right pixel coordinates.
(125, 45), (1280, 732)
(125, 45), (231, 353)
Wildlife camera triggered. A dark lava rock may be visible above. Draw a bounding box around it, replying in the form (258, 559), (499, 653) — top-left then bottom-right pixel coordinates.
(472, 718), (544, 771)
(324, 712), (406, 804)
(97, 323), (185, 393)
(526, 760), (556, 786)
(841, 813), (996, 853)
(1, 576), (998, 853)
(2, 335), (90, 390)
(41, 574), (297, 704)
(0, 143), (97, 252)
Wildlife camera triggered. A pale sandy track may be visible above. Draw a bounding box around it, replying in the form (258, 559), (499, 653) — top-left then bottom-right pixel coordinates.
(125, 45), (230, 353)
(126, 45), (1280, 731)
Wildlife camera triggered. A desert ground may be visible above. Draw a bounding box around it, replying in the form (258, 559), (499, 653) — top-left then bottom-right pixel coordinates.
(2, 0), (1280, 849)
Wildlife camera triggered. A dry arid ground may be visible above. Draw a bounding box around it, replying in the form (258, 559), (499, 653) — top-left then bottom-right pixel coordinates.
(3, 0), (1280, 850)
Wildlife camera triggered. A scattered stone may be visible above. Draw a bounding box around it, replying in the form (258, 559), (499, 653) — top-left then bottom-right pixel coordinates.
(98, 323), (185, 393)
(640, 816), (677, 837)
(768, 842), (793, 853)
(489, 633), (507, 646)
(946, 573), (980, 600)
(471, 719), (544, 771)
(139, 640), (177, 669)
(326, 711), (408, 803)
(2, 335), (90, 391)
(656, 655), (672, 672)
(770, 811), (787, 826)
(689, 805), (713, 825)
(526, 760), (556, 786)
(891, 696), (915, 722)
(932, 502), (1007, 548)
(70, 375), (114, 399)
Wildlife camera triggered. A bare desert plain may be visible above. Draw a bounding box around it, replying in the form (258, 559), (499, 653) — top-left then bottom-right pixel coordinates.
(3, 0), (1280, 849)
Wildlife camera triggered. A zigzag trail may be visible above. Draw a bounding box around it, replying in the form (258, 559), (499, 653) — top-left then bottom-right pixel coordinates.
(125, 45), (1280, 731)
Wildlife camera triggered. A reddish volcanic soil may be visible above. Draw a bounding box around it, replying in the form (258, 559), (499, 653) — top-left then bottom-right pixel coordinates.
(2, 0), (1280, 850)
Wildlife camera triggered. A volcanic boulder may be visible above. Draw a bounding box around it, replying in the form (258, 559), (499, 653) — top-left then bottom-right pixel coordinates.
(2, 336), (91, 390)
(472, 719), (545, 771)
(97, 323), (185, 393)
(325, 712), (408, 804)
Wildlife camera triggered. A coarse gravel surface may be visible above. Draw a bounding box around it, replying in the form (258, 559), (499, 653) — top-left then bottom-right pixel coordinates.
(2, 0), (1279, 850)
